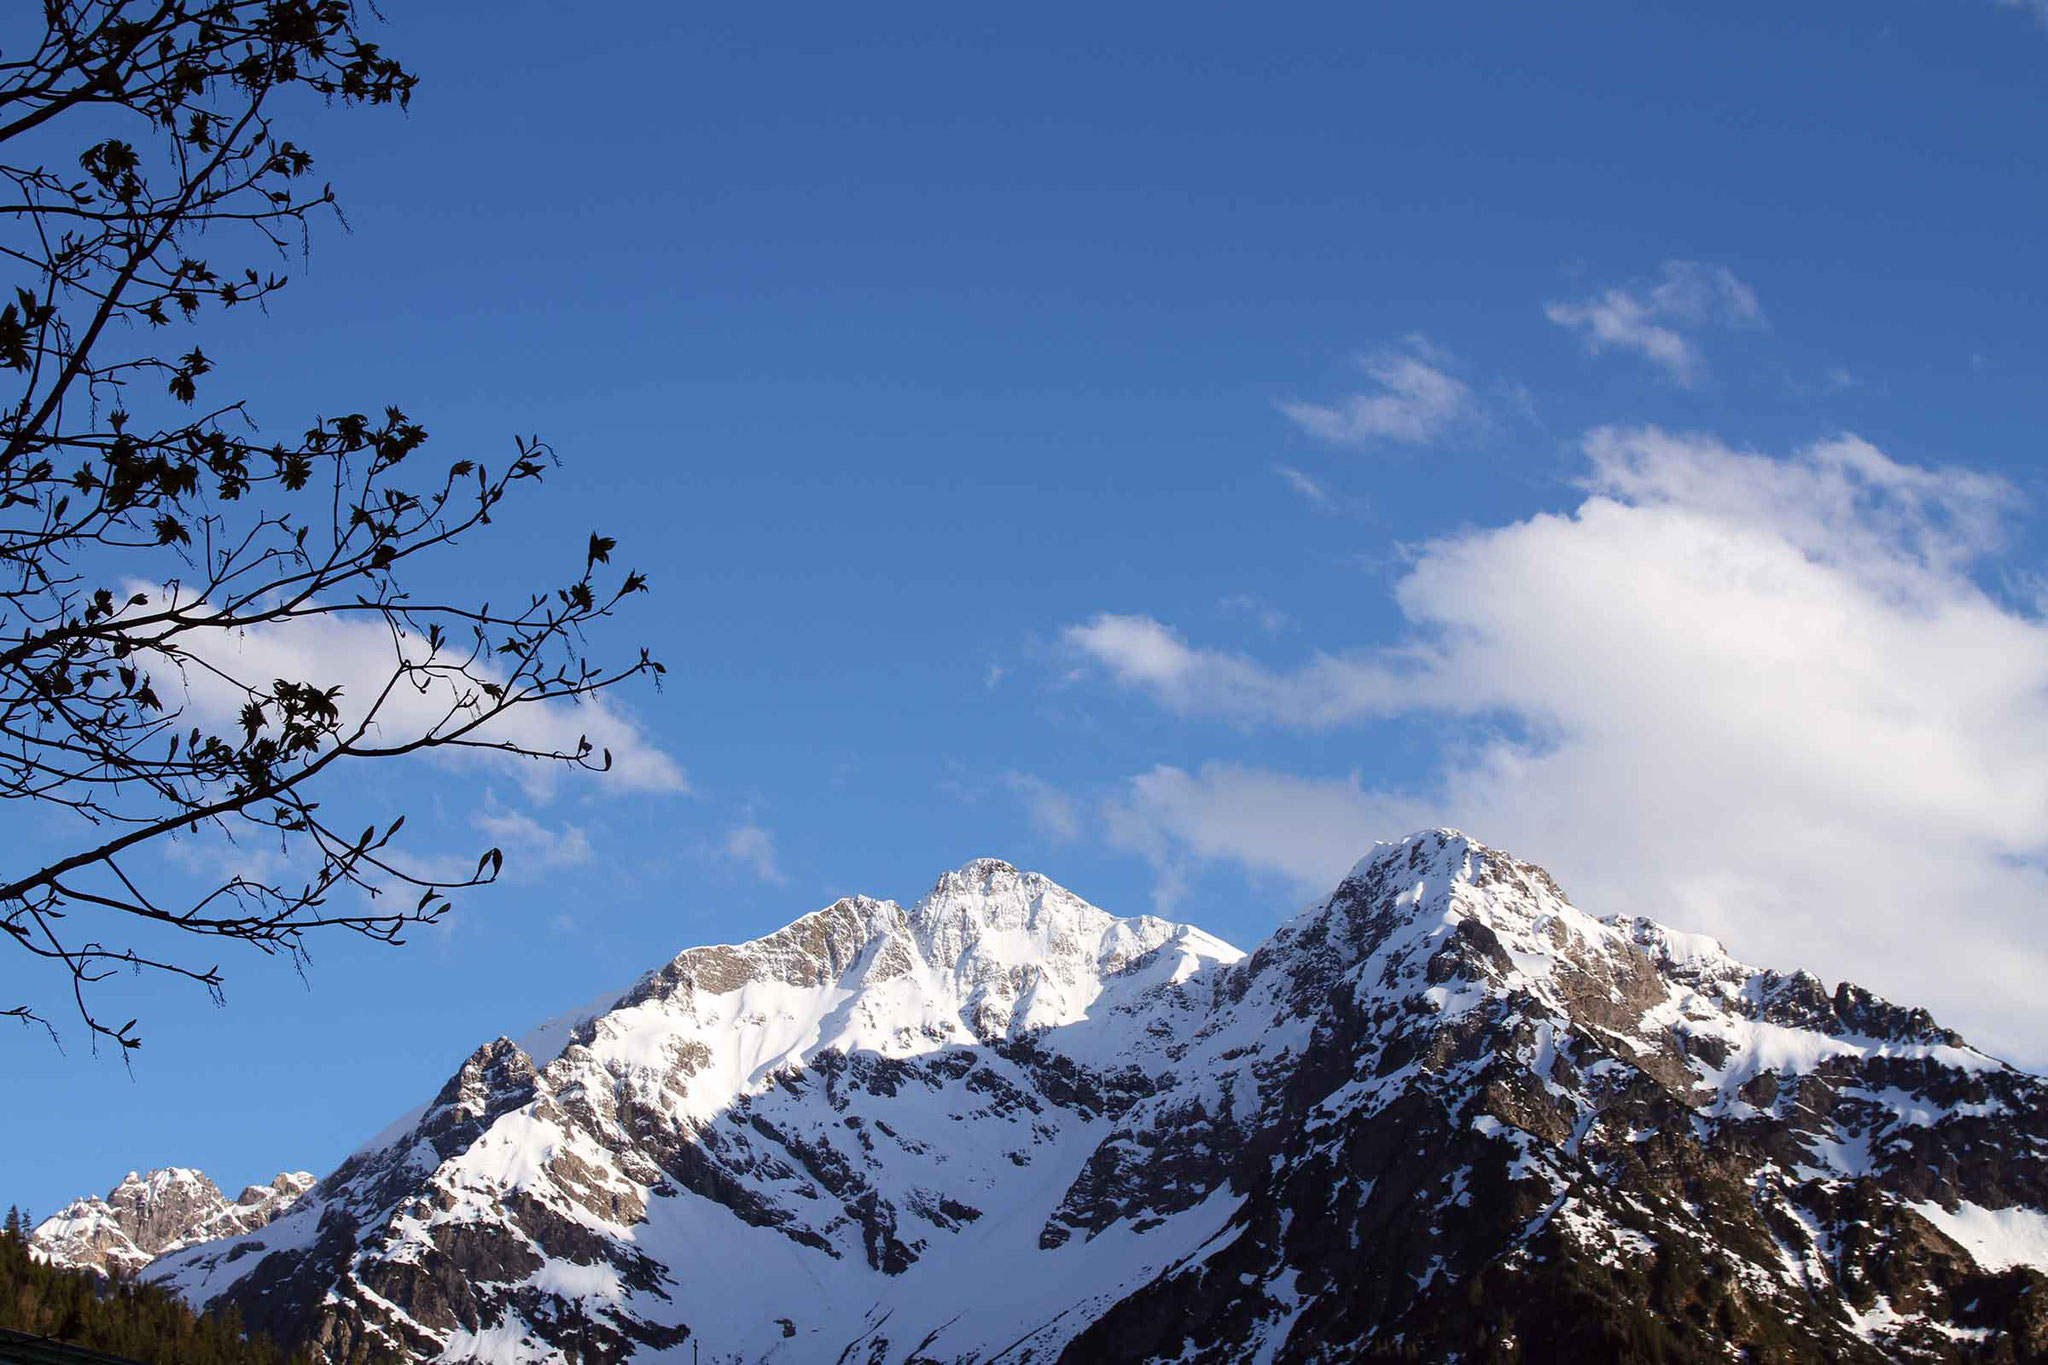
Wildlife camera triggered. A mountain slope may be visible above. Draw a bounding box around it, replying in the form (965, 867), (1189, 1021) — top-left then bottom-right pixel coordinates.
(42, 834), (2048, 1363)
(1053, 832), (2048, 1363)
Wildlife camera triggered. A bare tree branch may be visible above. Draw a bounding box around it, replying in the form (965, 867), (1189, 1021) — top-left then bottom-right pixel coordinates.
(0, 2), (662, 1053)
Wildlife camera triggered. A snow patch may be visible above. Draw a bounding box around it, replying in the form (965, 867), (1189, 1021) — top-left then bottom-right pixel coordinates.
(1914, 1199), (2048, 1275)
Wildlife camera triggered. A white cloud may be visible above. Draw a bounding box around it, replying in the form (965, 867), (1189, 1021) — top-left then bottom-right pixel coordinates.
(471, 804), (593, 878)
(721, 821), (789, 886)
(1003, 771), (1082, 843)
(137, 597), (687, 801)
(1274, 464), (1335, 509)
(1278, 337), (1479, 447)
(1546, 261), (1763, 385)
(1061, 612), (1406, 725)
(1072, 428), (2048, 1062)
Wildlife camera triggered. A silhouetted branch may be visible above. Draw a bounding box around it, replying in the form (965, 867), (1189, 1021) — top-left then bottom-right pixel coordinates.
(0, 3), (662, 1052)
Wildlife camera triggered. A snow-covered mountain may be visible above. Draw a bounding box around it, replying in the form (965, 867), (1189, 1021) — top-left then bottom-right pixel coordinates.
(35, 833), (2048, 1362)
(31, 1167), (315, 1277)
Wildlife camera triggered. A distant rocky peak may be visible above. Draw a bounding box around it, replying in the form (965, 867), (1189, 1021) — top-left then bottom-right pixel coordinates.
(97, 1168), (226, 1253)
(32, 1164), (314, 1278)
(111, 1165), (221, 1206)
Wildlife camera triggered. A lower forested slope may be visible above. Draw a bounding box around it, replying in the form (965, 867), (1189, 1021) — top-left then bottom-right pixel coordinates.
(2, 1210), (315, 1365)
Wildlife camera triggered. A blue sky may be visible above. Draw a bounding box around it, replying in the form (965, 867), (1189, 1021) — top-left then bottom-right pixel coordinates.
(9, 1), (2048, 1219)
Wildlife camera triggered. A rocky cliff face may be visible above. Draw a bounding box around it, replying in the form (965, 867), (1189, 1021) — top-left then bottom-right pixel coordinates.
(32, 1167), (315, 1277)
(42, 834), (2048, 1363)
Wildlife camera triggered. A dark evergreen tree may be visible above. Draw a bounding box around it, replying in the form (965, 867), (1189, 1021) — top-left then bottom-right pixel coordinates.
(1, 1203), (321, 1363)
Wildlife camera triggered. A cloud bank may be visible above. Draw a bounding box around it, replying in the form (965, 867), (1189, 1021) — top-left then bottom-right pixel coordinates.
(1069, 427), (2048, 1061)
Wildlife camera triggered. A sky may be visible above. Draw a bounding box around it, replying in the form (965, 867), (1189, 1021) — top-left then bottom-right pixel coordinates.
(7, 1), (2048, 1220)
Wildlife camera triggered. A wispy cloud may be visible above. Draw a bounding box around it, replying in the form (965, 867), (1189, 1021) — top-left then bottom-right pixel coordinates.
(1546, 261), (1763, 385)
(1274, 464), (1336, 510)
(720, 821), (789, 886)
(1217, 592), (1292, 635)
(1277, 337), (1480, 447)
(1002, 772), (1082, 843)
(471, 803), (593, 879)
(160, 792), (595, 902)
(1061, 612), (1404, 726)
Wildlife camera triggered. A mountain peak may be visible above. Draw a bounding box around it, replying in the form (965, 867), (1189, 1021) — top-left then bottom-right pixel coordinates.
(944, 854), (1021, 882)
(112, 1167), (218, 1200)
(1340, 826), (1556, 894)
(913, 857), (1109, 936)
(32, 1165), (313, 1278)
(1302, 828), (1576, 956)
